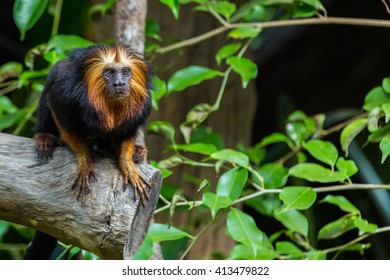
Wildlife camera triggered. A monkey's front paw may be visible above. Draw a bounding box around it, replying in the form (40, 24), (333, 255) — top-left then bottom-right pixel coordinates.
(34, 133), (61, 160)
(71, 166), (97, 204)
(122, 163), (151, 206)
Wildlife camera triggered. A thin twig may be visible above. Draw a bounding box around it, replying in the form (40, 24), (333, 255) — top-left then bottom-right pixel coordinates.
(323, 225), (390, 254)
(156, 17), (390, 54)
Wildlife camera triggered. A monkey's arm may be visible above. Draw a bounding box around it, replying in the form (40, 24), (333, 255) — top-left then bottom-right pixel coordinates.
(117, 137), (150, 205)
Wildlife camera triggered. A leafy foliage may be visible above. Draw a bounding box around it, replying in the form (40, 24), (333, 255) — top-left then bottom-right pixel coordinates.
(0, 0), (389, 260)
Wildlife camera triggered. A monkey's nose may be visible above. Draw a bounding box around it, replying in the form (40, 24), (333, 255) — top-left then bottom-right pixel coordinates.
(114, 81), (125, 87)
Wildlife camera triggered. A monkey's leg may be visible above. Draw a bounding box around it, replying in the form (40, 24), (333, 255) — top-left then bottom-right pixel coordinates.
(117, 138), (151, 205)
(60, 129), (96, 203)
(34, 93), (61, 160)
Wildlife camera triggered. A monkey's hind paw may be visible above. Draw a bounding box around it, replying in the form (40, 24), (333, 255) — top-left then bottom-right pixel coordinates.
(34, 133), (61, 160)
(123, 168), (151, 206)
(71, 168), (97, 204)
(133, 145), (148, 164)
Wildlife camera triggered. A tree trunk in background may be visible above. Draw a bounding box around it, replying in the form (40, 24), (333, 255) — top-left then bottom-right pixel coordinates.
(147, 1), (257, 259)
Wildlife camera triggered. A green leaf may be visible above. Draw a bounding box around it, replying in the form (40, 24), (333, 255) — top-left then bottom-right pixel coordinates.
(47, 35), (93, 51)
(215, 42), (242, 65)
(306, 250), (327, 260)
(0, 96), (18, 115)
(256, 163), (287, 188)
(285, 111), (316, 145)
(289, 163), (346, 183)
(208, 1), (236, 21)
(148, 223), (193, 243)
(160, 0), (180, 19)
(190, 125), (224, 149)
(229, 244), (275, 260)
(340, 118), (367, 156)
(185, 103), (213, 124)
(238, 143), (265, 165)
(302, 139), (338, 168)
(259, 132), (292, 148)
(216, 167), (248, 200)
(246, 196), (282, 217)
(279, 187), (316, 210)
(383, 77), (390, 94)
(147, 121), (175, 144)
(274, 208), (309, 237)
(364, 86), (390, 111)
(380, 137), (390, 163)
(318, 215), (357, 239)
(167, 66), (222, 93)
(228, 27), (261, 39)
(320, 195), (360, 214)
(202, 192), (232, 219)
(0, 62), (23, 82)
(226, 208), (272, 256)
(276, 241), (304, 259)
(210, 148), (249, 166)
(131, 235), (154, 260)
(336, 157), (358, 178)
(150, 76), (167, 110)
(13, 0), (48, 40)
(171, 143), (217, 155)
(368, 123), (390, 143)
(226, 56), (258, 88)
(354, 218), (378, 236)
(146, 19), (162, 41)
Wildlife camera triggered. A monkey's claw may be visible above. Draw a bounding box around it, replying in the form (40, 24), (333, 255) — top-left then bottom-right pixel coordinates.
(122, 163), (151, 206)
(72, 168), (97, 204)
(34, 133), (61, 160)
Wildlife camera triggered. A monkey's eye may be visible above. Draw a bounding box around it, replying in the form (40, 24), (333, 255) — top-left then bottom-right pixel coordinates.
(123, 68), (131, 77)
(104, 69), (114, 77)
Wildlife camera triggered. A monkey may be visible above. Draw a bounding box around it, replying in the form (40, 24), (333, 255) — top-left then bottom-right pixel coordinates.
(33, 45), (152, 205)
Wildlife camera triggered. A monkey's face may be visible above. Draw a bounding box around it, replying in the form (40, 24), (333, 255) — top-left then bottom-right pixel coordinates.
(103, 64), (131, 99)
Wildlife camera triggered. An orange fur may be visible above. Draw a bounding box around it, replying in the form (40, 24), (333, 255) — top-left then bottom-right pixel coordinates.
(84, 46), (149, 131)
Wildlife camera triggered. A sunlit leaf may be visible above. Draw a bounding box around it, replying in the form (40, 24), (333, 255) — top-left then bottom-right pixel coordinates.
(256, 163), (287, 188)
(226, 208), (272, 256)
(289, 163), (346, 183)
(320, 195), (360, 214)
(228, 27), (261, 39)
(202, 192), (232, 219)
(167, 66), (222, 93)
(215, 42), (242, 65)
(340, 118), (367, 156)
(160, 0), (180, 19)
(336, 157), (358, 178)
(210, 149), (249, 166)
(302, 139), (338, 168)
(279, 187), (316, 210)
(318, 215), (357, 239)
(380, 136), (390, 163)
(147, 121), (175, 144)
(274, 208), (309, 237)
(170, 143), (217, 155)
(216, 167), (248, 200)
(226, 56), (258, 88)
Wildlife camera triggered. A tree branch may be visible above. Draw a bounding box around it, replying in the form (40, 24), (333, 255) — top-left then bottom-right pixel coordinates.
(0, 133), (162, 259)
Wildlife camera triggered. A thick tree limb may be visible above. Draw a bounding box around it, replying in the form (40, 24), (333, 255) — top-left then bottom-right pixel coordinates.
(0, 133), (162, 259)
